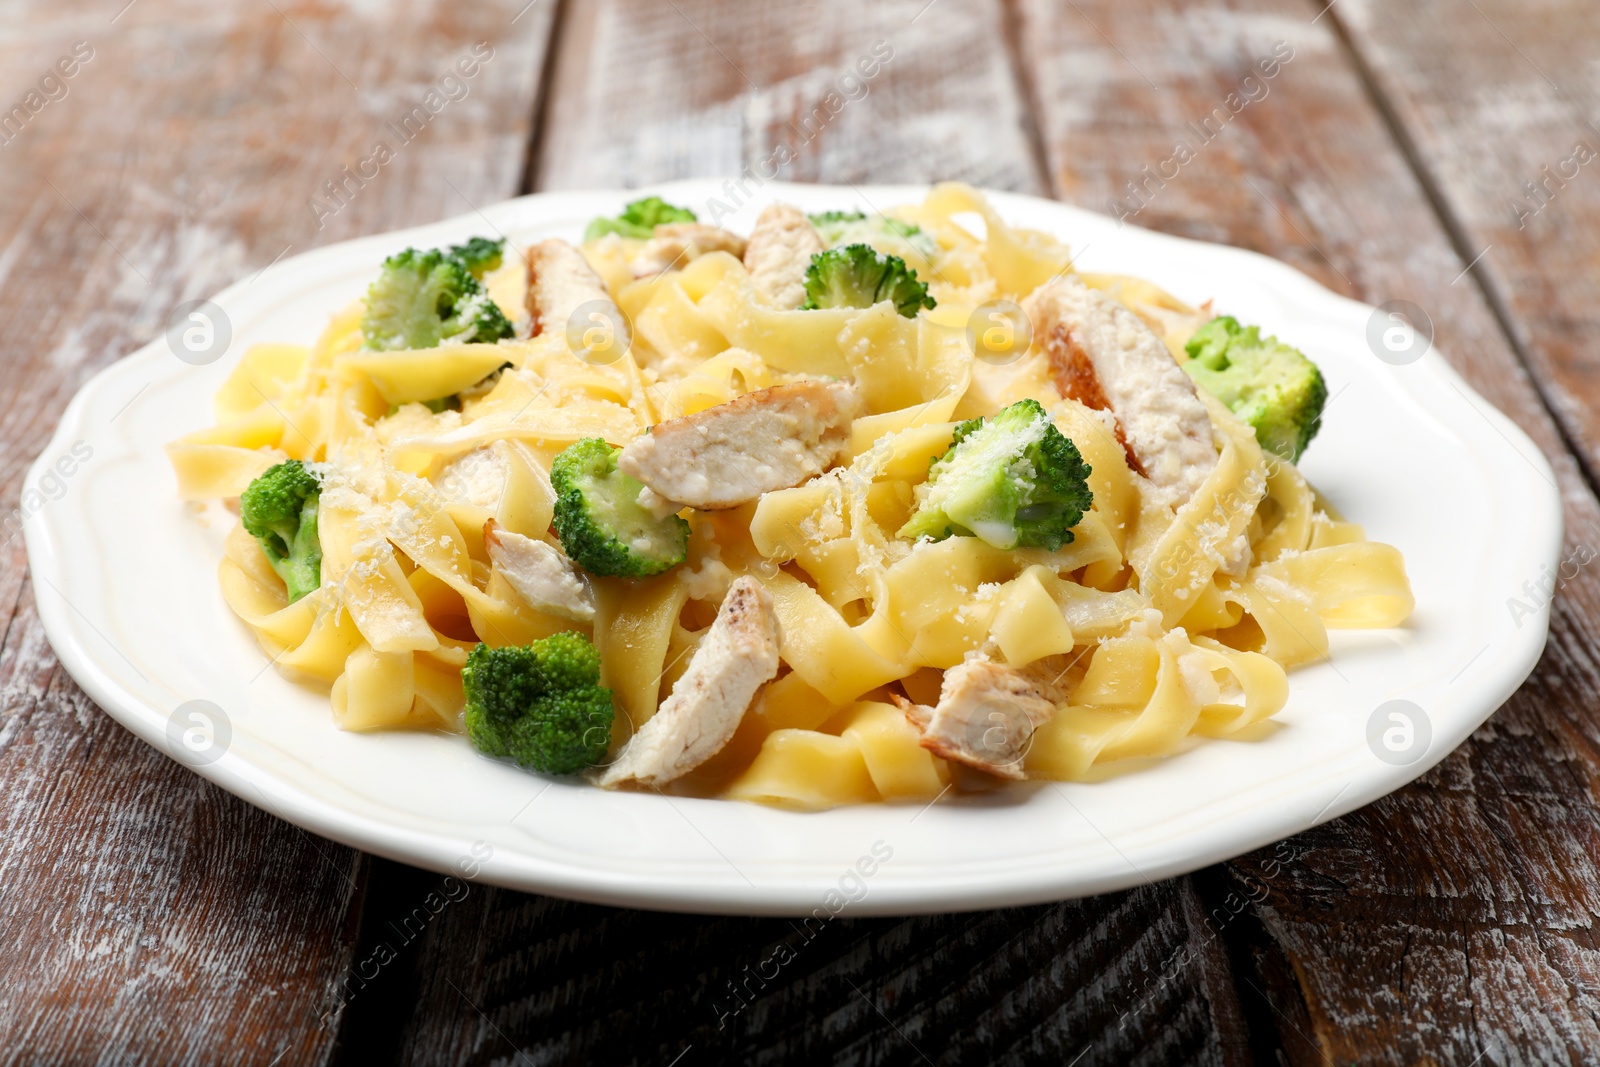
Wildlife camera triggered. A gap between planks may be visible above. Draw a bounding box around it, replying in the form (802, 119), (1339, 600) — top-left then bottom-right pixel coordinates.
(1315, 0), (1600, 510)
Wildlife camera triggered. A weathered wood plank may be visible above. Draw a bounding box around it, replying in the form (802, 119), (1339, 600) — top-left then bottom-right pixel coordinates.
(372, 1), (1255, 1064)
(1011, 0), (1600, 1061)
(1328, 0), (1600, 491)
(0, 0), (558, 1061)
(0, 612), (366, 1065)
(534, 0), (1043, 192)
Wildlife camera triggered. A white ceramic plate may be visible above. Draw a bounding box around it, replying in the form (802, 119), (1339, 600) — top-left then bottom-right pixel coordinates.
(25, 181), (1561, 915)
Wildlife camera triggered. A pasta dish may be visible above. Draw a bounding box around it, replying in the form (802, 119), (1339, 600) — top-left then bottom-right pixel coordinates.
(167, 184), (1413, 809)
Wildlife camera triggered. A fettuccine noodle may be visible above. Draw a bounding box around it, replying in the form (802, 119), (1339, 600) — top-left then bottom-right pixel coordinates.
(168, 184), (1412, 809)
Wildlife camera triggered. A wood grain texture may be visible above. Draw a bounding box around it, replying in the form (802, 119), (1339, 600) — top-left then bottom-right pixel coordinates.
(1010, 0), (1600, 1061)
(346, 865), (1252, 1066)
(367, 2), (1256, 1064)
(534, 0), (1044, 192)
(0, 0), (557, 1062)
(10, 0), (1600, 1062)
(1328, 0), (1600, 491)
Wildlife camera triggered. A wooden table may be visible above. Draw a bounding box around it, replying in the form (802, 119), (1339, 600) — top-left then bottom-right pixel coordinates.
(3, 0), (1599, 1062)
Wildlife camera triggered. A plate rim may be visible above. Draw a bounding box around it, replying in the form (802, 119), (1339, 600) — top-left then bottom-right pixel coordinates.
(23, 180), (1563, 915)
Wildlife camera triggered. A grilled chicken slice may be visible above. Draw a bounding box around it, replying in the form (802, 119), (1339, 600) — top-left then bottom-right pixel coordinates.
(743, 204), (825, 309)
(527, 238), (629, 351)
(617, 379), (863, 510)
(896, 659), (1059, 780)
(483, 519), (594, 622)
(631, 223), (748, 279)
(889, 692), (931, 730)
(599, 577), (781, 788)
(1024, 275), (1217, 506)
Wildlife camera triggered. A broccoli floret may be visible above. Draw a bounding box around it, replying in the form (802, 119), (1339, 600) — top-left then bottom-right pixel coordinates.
(461, 635), (615, 775)
(799, 244), (936, 319)
(240, 460), (323, 603)
(881, 218), (937, 254)
(809, 211), (940, 258)
(808, 209), (867, 231)
(446, 236), (506, 279)
(551, 438), (689, 577)
(1182, 316), (1328, 462)
(898, 399), (1093, 551)
(361, 247), (514, 351)
(584, 196), (698, 242)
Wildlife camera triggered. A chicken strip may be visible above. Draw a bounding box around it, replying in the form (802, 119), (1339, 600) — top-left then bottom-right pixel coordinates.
(599, 576), (781, 788)
(617, 379), (863, 510)
(631, 223), (748, 279)
(527, 238), (630, 352)
(896, 658), (1059, 780)
(743, 204), (825, 309)
(483, 519), (594, 622)
(1024, 275), (1217, 506)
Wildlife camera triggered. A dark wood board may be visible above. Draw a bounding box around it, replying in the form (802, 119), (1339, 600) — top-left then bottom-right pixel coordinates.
(343, 862), (1254, 1066)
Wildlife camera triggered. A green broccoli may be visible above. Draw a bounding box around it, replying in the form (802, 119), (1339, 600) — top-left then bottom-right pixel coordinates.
(446, 236), (506, 279)
(808, 209), (866, 230)
(799, 244), (936, 319)
(882, 218), (938, 255)
(240, 459), (323, 603)
(461, 635), (615, 775)
(551, 438), (689, 578)
(809, 210), (940, 258)
(1182, 316), (1327, 462)
(361, 247), (514, 351)
(898, 399), (1093, 551)
(584, 196), (698, 242)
